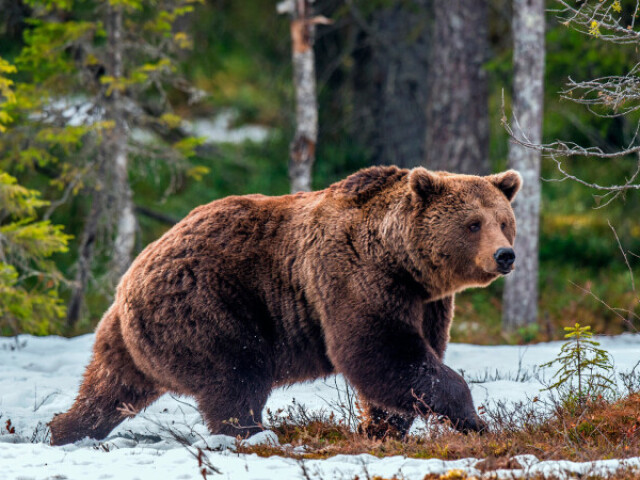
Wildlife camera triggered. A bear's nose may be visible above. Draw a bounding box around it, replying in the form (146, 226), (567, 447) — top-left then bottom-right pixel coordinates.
(494, 247), (515, 272)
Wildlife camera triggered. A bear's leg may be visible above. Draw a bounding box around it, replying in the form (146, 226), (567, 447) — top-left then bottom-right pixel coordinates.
(186, 342), (273, 438)
(359, 297), (453, 440)
(49, 314), (162, 445)
(49, 358), (162, 445)
(329, 313), (485, 434)
(421, 296), (454, 360)
(195, 375), (272, 438)
(359, 402), (415, 439)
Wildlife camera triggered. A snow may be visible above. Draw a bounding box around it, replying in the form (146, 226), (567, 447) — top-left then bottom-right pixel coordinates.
(1, 333), (639, 479)
(185, 110), (271, 144)
(40, 98), (270, 145)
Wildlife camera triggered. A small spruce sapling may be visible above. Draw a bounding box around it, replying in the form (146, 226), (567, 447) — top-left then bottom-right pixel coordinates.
(541, 323), (615, 407)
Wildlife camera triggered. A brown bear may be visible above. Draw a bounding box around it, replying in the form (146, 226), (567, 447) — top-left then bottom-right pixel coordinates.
(49, 166), (521, 445)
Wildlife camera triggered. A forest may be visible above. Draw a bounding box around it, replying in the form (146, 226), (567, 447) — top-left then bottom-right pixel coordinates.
(1, 0), (639, 341)
(2, 1), (640, 479)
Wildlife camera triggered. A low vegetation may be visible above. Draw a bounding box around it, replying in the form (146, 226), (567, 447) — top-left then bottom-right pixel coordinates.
(233, 329), (640, 479)
(235, 393), (640, 463)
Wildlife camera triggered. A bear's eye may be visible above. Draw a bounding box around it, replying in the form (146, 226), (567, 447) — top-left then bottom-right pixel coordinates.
(501, 222), (507, 230)
(468, 222), (481, 233)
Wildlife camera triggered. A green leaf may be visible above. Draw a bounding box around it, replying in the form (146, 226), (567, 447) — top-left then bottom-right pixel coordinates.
(172, 136), (205, 158)
(186, 165), (210, 181)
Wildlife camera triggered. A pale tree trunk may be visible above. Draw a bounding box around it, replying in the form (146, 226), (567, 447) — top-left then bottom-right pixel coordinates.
(425, 0), (489, 175)
(106, 4), (136, 281)
(280, 0), (322, 193)
(502, 0), (545, 330)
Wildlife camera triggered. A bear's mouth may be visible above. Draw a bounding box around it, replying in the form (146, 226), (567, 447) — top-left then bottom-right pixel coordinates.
(496, 266), (514, 275)
(477, 260), (515, 277)
(481, 265), (514, 276)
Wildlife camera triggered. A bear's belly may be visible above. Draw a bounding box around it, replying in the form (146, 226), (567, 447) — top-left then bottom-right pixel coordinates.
(118, 286), (333, 393)
(271, 336), (335, 385)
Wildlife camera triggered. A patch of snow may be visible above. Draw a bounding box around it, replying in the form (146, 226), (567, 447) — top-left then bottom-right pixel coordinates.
(185, 110), (271, 144)
(37, 97), (270, 145)
(42, 98), (105, 126)
(241, 430), (279, 447)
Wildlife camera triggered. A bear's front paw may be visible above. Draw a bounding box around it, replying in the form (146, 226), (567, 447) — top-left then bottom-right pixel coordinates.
(456, 415), (487, 435)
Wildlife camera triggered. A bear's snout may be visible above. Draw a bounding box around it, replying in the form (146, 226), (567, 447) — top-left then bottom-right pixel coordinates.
(493, 247), (515, 274)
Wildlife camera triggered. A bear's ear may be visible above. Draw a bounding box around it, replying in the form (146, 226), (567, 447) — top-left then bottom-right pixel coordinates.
(409, 168), (448, 202)
(487, 170), (522, 202)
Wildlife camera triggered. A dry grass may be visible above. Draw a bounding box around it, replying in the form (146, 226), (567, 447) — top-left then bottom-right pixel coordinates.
(419, 470), (640, 480)
(236, 393), (640, 474)
(324, 471), (640, 480)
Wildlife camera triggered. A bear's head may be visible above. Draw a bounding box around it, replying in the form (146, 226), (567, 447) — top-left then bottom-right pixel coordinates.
(404, 167), (522, 297)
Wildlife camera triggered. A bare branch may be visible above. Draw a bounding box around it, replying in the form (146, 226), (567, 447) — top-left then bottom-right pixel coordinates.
(44, 170), (85, 220)
(560, 64), (640, 117)
(502, 2), (640, 195)
(554, 0), (640, 45)
(571, 281), (640, 331)
(544, 153), (640, 196)
(503, 111), (640, 159)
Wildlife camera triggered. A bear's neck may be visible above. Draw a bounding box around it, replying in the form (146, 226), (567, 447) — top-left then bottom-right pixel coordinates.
(356, 194), (448, 301)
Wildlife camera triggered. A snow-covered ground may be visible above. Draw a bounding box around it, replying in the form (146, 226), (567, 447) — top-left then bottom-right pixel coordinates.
(1, 334), (639, 479)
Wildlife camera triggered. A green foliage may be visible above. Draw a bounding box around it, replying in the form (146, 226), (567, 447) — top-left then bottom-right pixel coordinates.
(541, 323), (616, 406)
(0, 172), (71, 335)
(183, 1), (290, 124)
(477, 5), (640, 341)
(0, 57), (17, 132)
(0, 0), (209, 332)
(19, 19), (99, 83)
(0, 58), (70, 334)
(3, 0), (640, 335)
(516, 323), (541, 344)
(2, 0), (205, 178)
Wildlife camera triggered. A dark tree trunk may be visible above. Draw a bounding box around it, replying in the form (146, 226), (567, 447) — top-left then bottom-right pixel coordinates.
(425, 0), (490, 175)
(0, 0), (31, 41)
(66, 6), (135, 328)
(502, 0), (545, 330)
(66, 181), (103, 329)
(350, 0), (431, 168)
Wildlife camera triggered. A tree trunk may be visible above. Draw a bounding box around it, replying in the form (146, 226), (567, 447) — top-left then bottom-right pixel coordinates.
(106, 4), (136, 281)
(0, 0), (31, 42)
(66, 186), (103, 329)
(425, 0), (489, 175)
(502, 0), (545, 330)
(66, 5), (134, 328)
(351, 0), (431, 168)
(283, 0), (319, 193)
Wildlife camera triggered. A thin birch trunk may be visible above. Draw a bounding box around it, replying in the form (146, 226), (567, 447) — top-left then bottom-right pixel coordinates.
(502, 0), (545, 330)
(106, 4), (136, 281)
(281, 0), (319, 193)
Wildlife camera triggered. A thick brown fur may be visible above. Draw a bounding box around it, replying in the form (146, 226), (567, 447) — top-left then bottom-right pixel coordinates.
(49, 166), (522, 445)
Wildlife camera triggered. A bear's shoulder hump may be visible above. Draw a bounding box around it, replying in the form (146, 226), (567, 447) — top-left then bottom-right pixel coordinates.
(329, 166), (408, 203)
